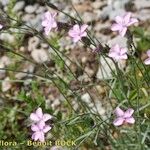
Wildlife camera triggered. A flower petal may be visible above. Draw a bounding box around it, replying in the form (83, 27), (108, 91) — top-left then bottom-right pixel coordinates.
(113, 117), (124, 126)
(144, 58), (150, 65)
(73, 36), (81, 43)
(127, 18), (138, 26)
(114, 107), (124, 117)
(119, 27), (127, 37)
(81, 24), (88, 33)
(32, 132), (40, 141)
(120, 48), (127, 55)
(31, 124), (39, 132)
(43, 125), (52, 133)
(124, 12), (131, 25)
(146, 50), (150, 57)
(30, 113), (40, 122)
(39, 132), (45, 142)
(120, 54), (128, 60)
(0, 24), (3, 29)
(36, 107), (43, 119)
(115, 16), (123, 24)
(125, 117), (135, 124)
(111, 24), (122, 31)
(124, 108), (134, 118)
(73, 24), (80, 32)
(43, 114), (52, 122)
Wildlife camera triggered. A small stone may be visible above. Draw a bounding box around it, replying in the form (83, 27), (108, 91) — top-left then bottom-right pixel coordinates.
(28, 36), (40, 51)
(92, 1), (104, 9)
(2, 77), (11, 92)
(25, 4), (38, 14)
(31, 49), (49, 63)
(35, 6), (46, 14)
(96, 56), (116, 79)
(0, 33), (15, 43)
(81, 93), (91, 104)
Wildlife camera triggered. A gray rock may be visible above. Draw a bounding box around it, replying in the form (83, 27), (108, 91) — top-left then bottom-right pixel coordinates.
(25, 4), (38, 14)
(134, 0), (150, 9)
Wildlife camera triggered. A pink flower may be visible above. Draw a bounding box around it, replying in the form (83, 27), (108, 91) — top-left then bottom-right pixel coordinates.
(113, 107), (135, 126)
(31, 122), (51, 142)
(144, 49), (150, 65)
(30, 107), (52, 124)
(108, 44), (127, 61)
(0, 24), (3, 29)
(42, 11), (57, 35)
(68, 24), (88, 43)
(111, 12), (138, 37)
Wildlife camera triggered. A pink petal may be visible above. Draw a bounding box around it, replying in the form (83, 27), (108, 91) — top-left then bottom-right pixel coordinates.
(38, 121), (45, 130)
(30, 113), (40, 122)
(144, 58), (150, 65)
(124, 108), (134, 118)
(73, 36), (81, 43)
(44, 27), (51, 35)
(120, 48), (127, 55)
(80, 32), (87, 37)
(114, 107), (124, 117)
(81, 24), (88, 32)
(113, 117), (124, 126)
(36, 107), (43, 119)
(43, 125), (52, 133)
(32, 132), (40, 141)
(146, 50), (150, 57)
(0, 24), (3, 29)
(112, 44), (120, 53)
(115, 16), (123, 24)
(68, 30), (78, 37)
(127, 18), (138, 26)
(111, 24), (122, 31)
(38, 132), (45, 142)
(119, 27), (127, 37)
(31, 124), (39, 132)
(108, 51), (118, 58)
(52, 12), (57, 18)
(73, 24), (80, 32)
(52, 22), (57, 28)
(125, 117), (135, 124)
(124, 12), (131, 25)
(42, 20), (48, 27)
(120, 54), (128, 60)
(43, 114), (52, 122)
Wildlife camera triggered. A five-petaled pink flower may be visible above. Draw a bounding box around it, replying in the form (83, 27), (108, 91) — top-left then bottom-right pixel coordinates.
(30, 107), (52, 124)
(31, 121), (51, 142)
(108, 44), (128, 61)
(42, 11), (57, 35)
(144, 49), (150, 65)
(30, 107), (52, 142)
(0, 24), (3, 29)
(111, 12), (138, 37)
(113, 107), (135, 126)
(68, 24), (88, 43)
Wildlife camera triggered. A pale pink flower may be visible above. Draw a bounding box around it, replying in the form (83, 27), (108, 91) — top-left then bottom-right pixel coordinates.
(31, 121), (51, 142)
(42, 11), (57, 35)
(108, 44), (127, 61)
(68, 24), (88, 43)
(111, 12), (138, 37)
(30, 107), (52, 124)
(0, 24), (3, 29)
(144, 49), (150, 65)
(113, 107), (135, 126)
